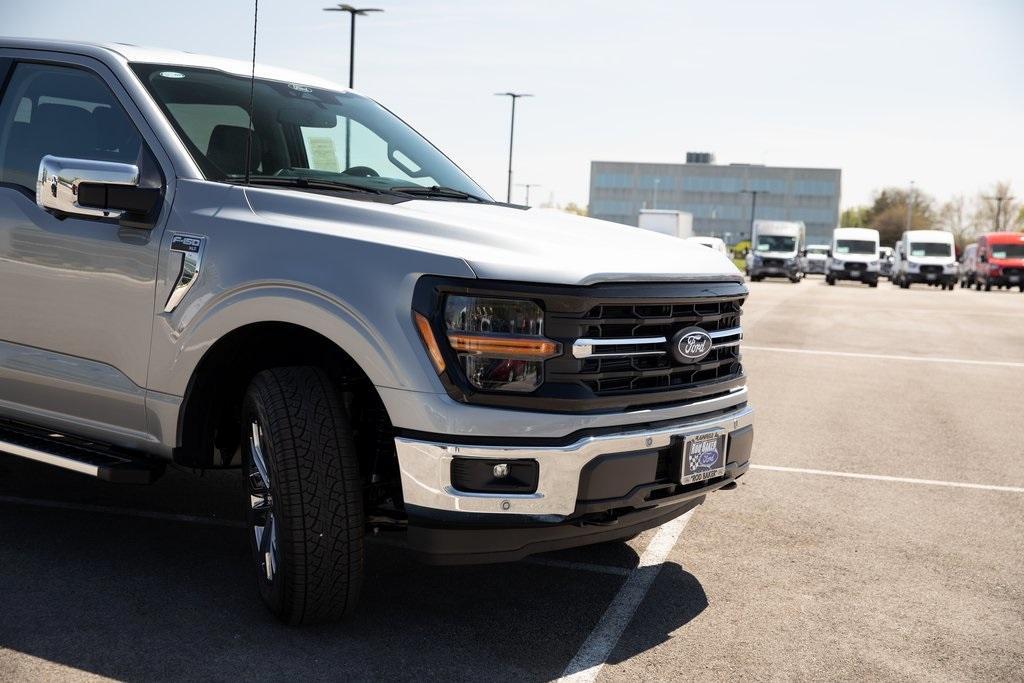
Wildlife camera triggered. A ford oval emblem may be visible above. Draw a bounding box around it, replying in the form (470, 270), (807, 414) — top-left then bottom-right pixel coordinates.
(670, 327), (713, 364)
(698, 450), (719, 468)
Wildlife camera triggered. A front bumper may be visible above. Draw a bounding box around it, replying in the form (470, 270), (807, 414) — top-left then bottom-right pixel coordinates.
(982, 272), (1024, 287)
(830, 266), (878, 283)
(750, 263), (799, 278)
(906, 271), (954, 285)
(395, 403), (753, 563)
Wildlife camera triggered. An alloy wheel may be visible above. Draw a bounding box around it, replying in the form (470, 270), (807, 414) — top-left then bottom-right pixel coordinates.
(247, 420), (278, 582)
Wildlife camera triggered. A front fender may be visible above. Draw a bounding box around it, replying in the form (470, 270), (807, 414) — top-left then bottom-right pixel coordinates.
(148, 277), (442, 398)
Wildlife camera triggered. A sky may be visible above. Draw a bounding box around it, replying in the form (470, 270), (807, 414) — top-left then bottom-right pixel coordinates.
(2, 0), (1021, 210)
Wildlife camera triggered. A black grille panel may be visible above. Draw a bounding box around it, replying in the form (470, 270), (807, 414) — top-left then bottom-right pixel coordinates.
(548, 293), (745, 399)
(762, 258), (785, 268)
(920, 265), (943, 275)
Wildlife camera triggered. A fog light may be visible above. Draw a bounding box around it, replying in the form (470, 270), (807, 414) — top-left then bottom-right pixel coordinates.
(450, 458), (538, 493)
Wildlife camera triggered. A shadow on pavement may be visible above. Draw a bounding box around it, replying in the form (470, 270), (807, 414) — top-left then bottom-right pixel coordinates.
(0, 460), (709, 681)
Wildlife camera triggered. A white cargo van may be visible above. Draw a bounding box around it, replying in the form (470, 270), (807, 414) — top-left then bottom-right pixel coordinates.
(746, 220), (805, 283)
(826, 227), (881, 287)
(637, 210), (694, 238)
(892, 230), (957, 290)
(802, 244), (830, 275)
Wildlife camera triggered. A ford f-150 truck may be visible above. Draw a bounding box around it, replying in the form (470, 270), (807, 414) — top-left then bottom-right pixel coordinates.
(0, 39), (753, 624)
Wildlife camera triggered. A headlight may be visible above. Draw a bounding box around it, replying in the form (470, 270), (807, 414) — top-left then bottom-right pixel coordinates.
(416, 296), (560, 393)
(832, 260), (844, 268)
(907, 262), (920, 272)
(752, 255), (763, 264)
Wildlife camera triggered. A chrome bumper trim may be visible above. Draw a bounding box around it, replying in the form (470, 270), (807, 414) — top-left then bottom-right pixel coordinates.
(395, 403), (753, 517)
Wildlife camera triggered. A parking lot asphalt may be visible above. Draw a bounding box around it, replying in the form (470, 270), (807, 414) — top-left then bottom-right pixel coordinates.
(1, 277), (1022, 682)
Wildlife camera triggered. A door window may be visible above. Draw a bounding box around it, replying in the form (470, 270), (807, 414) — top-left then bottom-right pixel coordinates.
(0, 63), (144, 192)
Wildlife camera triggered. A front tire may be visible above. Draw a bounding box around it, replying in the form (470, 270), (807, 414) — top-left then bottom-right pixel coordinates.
(242, 366), (365, 625)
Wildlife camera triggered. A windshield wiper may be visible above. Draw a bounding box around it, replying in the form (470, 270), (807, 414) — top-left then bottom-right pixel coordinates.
(390, 185), (489, 203)
(238, 176), (386, 195)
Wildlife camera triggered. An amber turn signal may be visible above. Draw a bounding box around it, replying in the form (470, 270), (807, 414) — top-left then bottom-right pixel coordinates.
(414, 312), (446, 373)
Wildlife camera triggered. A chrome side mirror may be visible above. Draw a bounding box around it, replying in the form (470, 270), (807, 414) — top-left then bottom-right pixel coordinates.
(36, 155), (158, 223)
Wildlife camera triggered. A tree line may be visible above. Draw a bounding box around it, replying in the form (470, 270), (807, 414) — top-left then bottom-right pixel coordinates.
(841, 181), (1023, 248)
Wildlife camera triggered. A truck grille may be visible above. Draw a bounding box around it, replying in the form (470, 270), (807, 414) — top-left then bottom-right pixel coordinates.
(920, 265), (943, 275)
(545, 289), (745, 402)
(844, 262), (867, 271)
(1003, 268), (1022, 278)
(762, 258), (785, 268)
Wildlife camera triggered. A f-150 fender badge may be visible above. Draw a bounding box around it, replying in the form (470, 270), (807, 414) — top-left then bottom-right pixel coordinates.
(164, 233), (206, 313)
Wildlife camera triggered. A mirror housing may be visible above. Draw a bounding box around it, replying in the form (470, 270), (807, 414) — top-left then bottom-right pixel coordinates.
(37, 155), (160, 226)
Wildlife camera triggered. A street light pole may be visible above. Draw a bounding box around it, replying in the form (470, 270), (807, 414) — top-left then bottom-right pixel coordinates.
(516, 183), (541, 206)
(323, 4), (383, 89)
(325, 5), (382, 170)
(741, 189), (768, 243)
(982, 193), (1015, 231)
(495, 92), (532, 203)
(905, 180), (915, 231)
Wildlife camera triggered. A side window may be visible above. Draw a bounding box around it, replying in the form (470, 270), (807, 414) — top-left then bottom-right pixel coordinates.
(0, 62), (144, 192)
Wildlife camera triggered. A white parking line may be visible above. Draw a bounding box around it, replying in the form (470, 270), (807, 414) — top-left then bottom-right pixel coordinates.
(743, 346), (1024, 369)
(0, 494), (246, 527)
(558, 509), (695, 683)
(751, 465), (1024, 493)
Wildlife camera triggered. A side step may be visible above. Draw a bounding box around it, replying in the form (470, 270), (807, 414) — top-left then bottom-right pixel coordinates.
(0, 419), (165, 484)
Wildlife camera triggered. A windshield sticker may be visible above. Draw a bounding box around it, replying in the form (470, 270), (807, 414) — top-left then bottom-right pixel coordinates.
(289, 83), (313, 93)
(307, 137), (340, 172)
(158, 71), (186, 79)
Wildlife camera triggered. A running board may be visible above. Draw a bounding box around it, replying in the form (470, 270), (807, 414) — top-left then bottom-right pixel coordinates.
(0, 419), (165, 484)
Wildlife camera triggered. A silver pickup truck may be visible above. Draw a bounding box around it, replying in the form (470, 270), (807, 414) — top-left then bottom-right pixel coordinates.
(0, 38), (753, 624)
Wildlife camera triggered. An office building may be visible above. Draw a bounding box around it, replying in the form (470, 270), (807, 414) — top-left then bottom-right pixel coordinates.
(588, 156), (841, 244)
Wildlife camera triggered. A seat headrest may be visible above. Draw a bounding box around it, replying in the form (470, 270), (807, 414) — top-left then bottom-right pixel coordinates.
(207, 124), (261, 177)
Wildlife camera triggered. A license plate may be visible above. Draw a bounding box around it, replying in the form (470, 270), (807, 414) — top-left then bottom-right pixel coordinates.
(677, 431), (726, 485)
(851, 271), (861, 278)
(926, 273), (936, 280)
(1010, 276), (1020, 283)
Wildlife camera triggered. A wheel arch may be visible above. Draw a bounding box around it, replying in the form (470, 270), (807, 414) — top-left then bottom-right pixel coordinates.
(172, 320), (391, 469)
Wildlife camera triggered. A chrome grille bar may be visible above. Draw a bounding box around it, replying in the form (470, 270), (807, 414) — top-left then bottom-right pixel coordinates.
(572, 327), (742, 359)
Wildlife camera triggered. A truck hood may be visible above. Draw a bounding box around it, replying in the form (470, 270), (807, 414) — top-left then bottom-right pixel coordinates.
(245, 188), (742, 285)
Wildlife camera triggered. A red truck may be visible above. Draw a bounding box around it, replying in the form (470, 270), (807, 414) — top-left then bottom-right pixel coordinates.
(973, 233), (1024, 292)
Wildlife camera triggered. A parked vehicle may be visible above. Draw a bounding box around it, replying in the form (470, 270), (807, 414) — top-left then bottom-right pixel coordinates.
(802, 244), (829, 275)
(638, 209), (694, 238)
(746, 220), (806, 282)
(959, 243), (979, 289)
(879, 246), (895, 280)
(973, 232), (1024, 292)
(826, 227), (880, 287)
(685, 235), (728, 256)
(0, 39), (754, 624)
(892, 230), (957, 290)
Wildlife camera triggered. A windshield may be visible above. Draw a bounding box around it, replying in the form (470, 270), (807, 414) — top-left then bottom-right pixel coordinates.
(806, 248), (828, 257)
(755, 235), (797, 252)
(834, 239), (877, 255)
(991, 244), (1024, 259)
(909, 242), (953, 258)
(132, 64), (490, 200)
